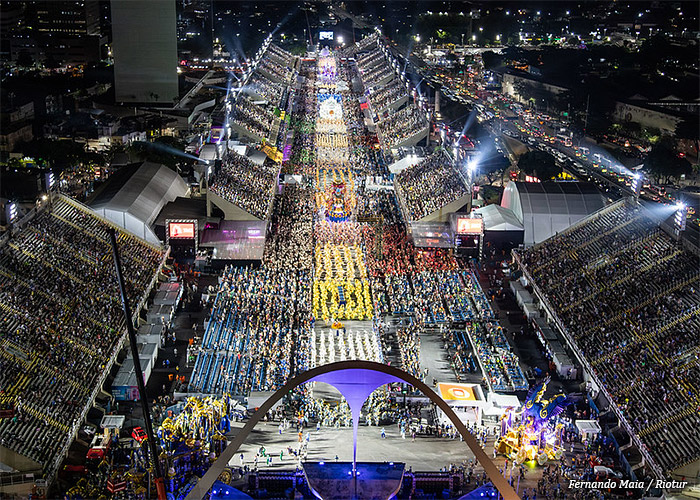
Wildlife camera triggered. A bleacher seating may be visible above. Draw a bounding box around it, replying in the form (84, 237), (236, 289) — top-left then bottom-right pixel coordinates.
(209, 151), (278, 220)
(232, 94), (275, 141)
(518, 201), (700, 473)
(368, 78), (406, 113)
(394, 152), (467, 221)
(375, 104), (428, 150)
(0, 197), (163, 475)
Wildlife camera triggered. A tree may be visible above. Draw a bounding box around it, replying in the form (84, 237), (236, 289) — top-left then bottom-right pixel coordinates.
(675, 118), (699, 160)
(480, 185), (502, 205)
(517, 150), (560, 181)
(18, 138), (86, 170)
(479, 153), (510, 184)
(644, 143), (693, 184)
(16, 50), (34, 68)
(481, 51), (502, 70)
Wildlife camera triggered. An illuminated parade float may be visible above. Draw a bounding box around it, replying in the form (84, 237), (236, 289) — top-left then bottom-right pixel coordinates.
(495, 378), (570, 466)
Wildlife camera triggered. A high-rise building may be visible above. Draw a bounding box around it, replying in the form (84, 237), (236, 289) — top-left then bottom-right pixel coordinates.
(110, 0), (179, 104)
(36, 1), (100, 36)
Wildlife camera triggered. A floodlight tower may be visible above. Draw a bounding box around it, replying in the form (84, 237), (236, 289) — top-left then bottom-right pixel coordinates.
(631, 173), (642, 203)
(674, 202), (688, 240)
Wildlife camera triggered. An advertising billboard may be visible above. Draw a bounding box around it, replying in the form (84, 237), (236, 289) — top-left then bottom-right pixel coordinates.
(319, 31), (334, 41)
(456, 217), (483, 235)
(169, 222), (195, 239)
(437, 382), (478, 401)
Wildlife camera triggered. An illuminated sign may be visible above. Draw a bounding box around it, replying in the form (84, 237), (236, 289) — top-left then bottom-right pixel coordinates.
(456, 218), (483, 235)
(209, 127), (224, 143)
(169, 222), (195, 239)
(438, 382), (477, 401)
(319, 31), (334, 41)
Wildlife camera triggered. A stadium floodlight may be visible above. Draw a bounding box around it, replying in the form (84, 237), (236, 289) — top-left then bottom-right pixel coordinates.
(631, 173), (642, 199)
(674, 202), (687, 235)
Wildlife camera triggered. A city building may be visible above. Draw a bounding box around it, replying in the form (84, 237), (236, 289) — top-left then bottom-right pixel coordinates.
(111, 0), (179, 104)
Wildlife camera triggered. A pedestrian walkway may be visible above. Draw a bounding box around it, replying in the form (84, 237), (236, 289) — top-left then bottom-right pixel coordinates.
(418, 331), (458, 387)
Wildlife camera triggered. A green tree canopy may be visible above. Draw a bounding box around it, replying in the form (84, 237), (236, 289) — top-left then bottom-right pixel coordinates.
(517, 150), (560, 181)
(644, 143), (693, 184)
(18, 138), (88, 169)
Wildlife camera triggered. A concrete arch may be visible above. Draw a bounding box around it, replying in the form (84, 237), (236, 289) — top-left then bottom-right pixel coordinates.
(185, 360), (519, 500)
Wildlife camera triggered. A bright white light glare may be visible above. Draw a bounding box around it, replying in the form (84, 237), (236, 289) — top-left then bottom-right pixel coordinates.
(676, 202), (686, 210)
(337, 35), (344, 44)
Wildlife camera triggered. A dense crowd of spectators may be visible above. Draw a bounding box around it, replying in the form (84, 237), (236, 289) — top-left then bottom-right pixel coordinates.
(246, 73), (284, 105)
(0, 198), (163, 472)
(267, 44), (295, 68)
(368, 78), (406, 113)
(356, 49), (385, 72)
(259, 56), (293, 84)
(190, 265), (311, 395)
(518, 202), (700, 473)
(209, 152), (278, 219)
(362, 62), (394, 87)
(264, 186), (314, 272)
(232, 95), (275, 141)
(395, 152), (468, 221)
(376, 104), (429, 150)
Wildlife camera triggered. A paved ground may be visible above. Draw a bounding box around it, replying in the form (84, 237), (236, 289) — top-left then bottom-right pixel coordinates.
(227, 421), (562, 497)
(418, 331), (458, 387)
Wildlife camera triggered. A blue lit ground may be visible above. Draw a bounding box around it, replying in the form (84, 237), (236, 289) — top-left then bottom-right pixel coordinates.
(227, 420), (568, 497)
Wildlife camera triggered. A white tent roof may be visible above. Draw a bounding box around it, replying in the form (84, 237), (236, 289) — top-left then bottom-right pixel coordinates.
(501, 182), (605, 246)
(473, 204), (524, 232)
(90, 161), (188, 243)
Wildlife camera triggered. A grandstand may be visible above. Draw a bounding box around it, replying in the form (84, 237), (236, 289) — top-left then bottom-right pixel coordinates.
(514, 199), (700, 478)
(367, 78), (408, 115)
(208, 151), (279, 221)
(189, 265), (311, 397)
(266, 44), (297, 71)
(258, 55), (294, 85)
(243, 73), (285, 106)
(394, 152), (470, 222)
(231, 94), (276, 143)
(0, 195), (165, 480)
(375, 104), (430, 150)
(356, 49), (385, 72)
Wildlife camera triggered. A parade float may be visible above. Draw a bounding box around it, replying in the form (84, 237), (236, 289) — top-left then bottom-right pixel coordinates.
(64, 396), (241, 500)
(495, 378), (571, 465)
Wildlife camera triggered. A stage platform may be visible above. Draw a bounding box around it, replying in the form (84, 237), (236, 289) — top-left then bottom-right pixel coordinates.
(303, 462), (404, 500)
(199, 220), (267, 261)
